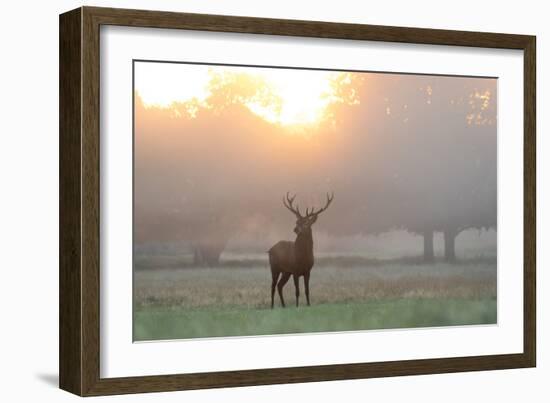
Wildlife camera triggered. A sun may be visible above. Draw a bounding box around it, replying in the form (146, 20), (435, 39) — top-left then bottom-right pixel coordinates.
(134, 63), (350, 128)
(242, 69), (341, 127)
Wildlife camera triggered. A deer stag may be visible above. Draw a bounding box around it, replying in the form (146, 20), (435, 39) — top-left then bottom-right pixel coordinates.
(268, 192), (334, 308)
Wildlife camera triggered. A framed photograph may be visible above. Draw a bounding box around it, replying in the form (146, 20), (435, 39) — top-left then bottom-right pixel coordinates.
(59, 6), (536, 396)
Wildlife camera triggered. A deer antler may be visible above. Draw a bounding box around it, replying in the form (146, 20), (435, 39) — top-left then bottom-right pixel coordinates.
(283, 192), (303, 218)
(307, 192), (334, 217)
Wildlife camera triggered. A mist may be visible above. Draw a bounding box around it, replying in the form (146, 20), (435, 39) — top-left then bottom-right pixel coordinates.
(134, 65), (497, 266)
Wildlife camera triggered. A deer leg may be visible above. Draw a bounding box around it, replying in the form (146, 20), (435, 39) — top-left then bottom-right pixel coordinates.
(293, 274), (300, 307)
(271, 271), (281, 309)
(277, 272), (291, 308)
(304, 273), (310, 306)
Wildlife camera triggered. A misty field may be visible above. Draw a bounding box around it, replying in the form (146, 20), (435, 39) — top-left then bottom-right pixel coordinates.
(134, 257), (497, 341)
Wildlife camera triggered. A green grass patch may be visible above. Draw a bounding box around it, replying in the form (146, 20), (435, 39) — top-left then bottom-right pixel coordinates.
(134, 297), (497, 341)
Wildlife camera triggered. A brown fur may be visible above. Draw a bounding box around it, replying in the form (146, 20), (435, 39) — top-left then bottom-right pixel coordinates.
(269, 193), (333, 308)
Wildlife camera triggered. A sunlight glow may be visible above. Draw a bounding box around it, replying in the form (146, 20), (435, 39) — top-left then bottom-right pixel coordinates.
(135, 63), (347, 128)
(243, 69), (340, 127)
(134, 63), (211, 108)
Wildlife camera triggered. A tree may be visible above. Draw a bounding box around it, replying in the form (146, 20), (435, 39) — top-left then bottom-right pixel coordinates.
(381, 75), (497, 261)
(319, 73), (496, 261)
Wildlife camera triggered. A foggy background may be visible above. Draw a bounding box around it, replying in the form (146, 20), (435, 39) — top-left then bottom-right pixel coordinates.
(134, 65), (497, 267)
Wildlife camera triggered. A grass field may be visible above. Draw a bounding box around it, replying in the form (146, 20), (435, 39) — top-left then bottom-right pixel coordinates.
(134, 298), (496, 340)
(134, 257), (497, 341)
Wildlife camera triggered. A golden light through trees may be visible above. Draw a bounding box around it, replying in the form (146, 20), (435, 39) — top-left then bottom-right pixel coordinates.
(134, 62), (357, 129)
(134, 63), (497, 146)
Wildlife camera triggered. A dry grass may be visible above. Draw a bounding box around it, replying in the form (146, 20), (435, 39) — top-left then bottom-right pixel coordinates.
(134, 260), (496, 310)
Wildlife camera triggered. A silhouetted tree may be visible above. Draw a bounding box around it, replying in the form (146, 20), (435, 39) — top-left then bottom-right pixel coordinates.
(381, 75), (497, 261)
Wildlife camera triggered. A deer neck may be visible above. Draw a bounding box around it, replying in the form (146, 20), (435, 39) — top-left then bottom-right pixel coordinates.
(295, 228), (314, 266)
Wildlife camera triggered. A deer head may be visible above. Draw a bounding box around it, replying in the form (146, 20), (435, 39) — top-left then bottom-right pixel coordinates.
(282, 192), (334, 235)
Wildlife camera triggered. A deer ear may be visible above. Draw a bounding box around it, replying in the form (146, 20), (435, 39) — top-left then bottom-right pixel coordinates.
(309, 215), (318, 224)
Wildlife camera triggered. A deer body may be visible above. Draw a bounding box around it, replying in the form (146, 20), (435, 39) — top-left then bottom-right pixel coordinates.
(269, 193), (333, 308)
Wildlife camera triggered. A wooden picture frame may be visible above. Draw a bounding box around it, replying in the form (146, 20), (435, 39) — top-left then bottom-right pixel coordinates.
(59, 6), (536, 396)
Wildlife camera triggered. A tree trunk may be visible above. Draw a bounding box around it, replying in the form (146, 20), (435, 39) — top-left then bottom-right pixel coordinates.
(193, 238), (228, 267)
(444, 229), (457, 262)
(423, 230), (434, 263)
